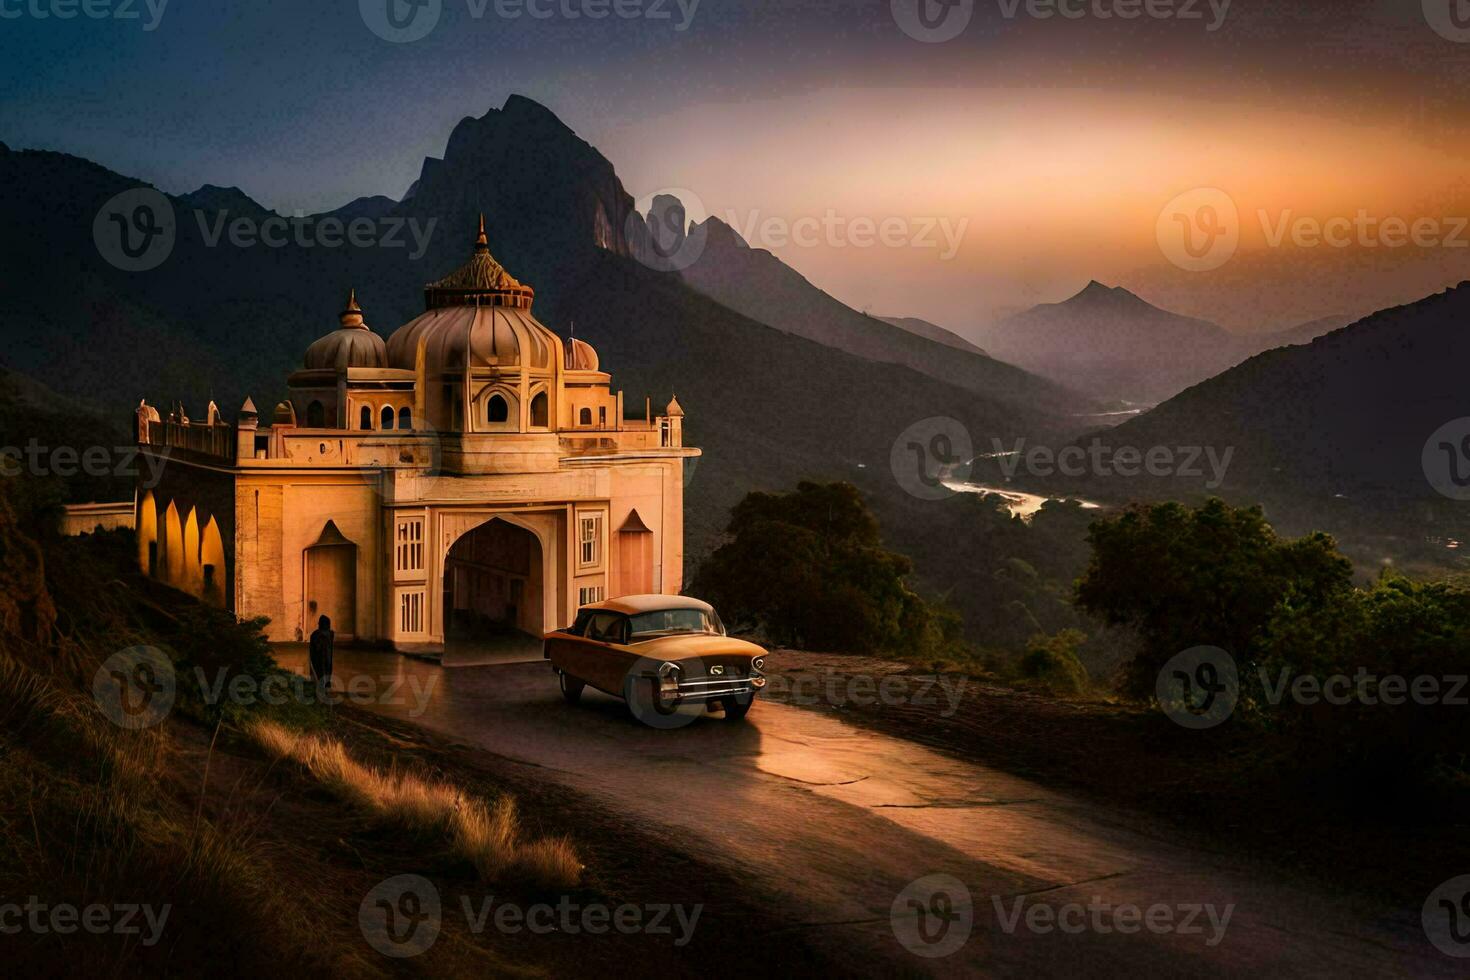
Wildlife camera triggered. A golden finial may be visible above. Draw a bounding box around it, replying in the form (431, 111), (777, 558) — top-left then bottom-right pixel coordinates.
(475, 212), (489, 251)
(340, 288), (366, 328)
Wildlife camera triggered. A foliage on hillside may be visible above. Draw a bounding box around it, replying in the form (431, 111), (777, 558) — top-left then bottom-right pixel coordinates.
(1078, 498), (1470, 781)
(692, 482), (962, 656)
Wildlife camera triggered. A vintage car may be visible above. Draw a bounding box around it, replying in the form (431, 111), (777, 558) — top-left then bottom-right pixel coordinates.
(544, 595), (767, 723)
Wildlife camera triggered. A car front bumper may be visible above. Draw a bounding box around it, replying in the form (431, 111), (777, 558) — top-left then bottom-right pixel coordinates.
(664, 673), (767, 704)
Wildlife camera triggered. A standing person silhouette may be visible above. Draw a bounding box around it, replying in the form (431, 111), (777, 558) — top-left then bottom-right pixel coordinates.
(309, 615), (334, 695)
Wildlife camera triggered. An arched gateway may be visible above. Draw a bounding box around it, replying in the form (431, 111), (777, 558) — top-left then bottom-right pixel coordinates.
(133, 216), (700, 655)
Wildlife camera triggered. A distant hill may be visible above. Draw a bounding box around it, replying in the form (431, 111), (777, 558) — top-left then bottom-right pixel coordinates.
(1253, 313), (1357, 352)
(176, 183), (275, 218)
(981, 281), (1252, 404)
(637, 208), (1092, 413)
(1049, 285), (1470, 567)
(877, 315), (987, 356)
(318, 195), (398, 223)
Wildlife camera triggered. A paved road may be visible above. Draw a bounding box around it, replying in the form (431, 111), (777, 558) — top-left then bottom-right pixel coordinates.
(274, 646), (1451, 978)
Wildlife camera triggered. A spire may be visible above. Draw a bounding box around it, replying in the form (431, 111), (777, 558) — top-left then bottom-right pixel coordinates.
(475, 213), (489, 253)
(339, 288), (366, 329)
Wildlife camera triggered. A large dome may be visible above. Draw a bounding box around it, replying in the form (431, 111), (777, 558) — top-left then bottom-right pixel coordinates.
(304, 291), (387, 370)
(386, 305), (559, 371)
(385, 217), (561, 373)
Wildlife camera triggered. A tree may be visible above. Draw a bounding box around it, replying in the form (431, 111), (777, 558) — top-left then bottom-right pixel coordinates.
(693, 482), (943, 654)
(1075, 499), (1353, 697)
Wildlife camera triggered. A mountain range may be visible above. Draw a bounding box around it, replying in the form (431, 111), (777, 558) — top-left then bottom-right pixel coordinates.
(2, 93), (1462, 626)
(0, 96), (1089, 611)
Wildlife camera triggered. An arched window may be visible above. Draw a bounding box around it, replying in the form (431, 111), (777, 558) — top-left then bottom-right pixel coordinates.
(381, 405), (395, 430)
(579, 407), (592, 426)
(359, 405), (372, 430)
(530, 392), (549, 428)
(487, 394), (509, 424)
(398, 406), (412, 430)
(307, 400), (325, 428)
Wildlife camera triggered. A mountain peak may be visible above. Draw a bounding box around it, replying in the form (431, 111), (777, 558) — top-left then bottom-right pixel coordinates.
(177, 183), (270, 215)
(1068, 280), (1152, 308)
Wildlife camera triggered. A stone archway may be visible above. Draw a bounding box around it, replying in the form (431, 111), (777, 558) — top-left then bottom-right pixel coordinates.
(441, 516), (548, 662)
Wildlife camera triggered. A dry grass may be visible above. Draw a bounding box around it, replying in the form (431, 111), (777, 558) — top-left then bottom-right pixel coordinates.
(242, 718), (581, 889)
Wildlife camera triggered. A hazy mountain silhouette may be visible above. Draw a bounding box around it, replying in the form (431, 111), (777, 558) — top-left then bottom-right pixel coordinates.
(318, 194), (399, 222)
(177, 184), (275, 218)
(625, 206), (1084, 410)
(877, 315), (987, 356)
(1253, 313), (1356, 351)
(981, 281), (1251, 404)
(0, 97), (1085, 588)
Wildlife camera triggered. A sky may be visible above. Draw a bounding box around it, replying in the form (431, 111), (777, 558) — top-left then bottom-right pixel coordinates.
(4, 0), (1470, 333)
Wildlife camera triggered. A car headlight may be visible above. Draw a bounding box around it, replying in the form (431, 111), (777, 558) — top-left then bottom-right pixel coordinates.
(658, 662), (681, 695)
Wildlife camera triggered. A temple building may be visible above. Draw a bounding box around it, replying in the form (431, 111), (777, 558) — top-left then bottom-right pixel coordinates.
(134, 217), (697, 654)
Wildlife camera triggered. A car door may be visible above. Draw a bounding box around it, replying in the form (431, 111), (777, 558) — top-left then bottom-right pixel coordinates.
(577, 612), (632, 695)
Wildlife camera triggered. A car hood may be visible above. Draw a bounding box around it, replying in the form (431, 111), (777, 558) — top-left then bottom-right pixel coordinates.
(629, 634), (766, 662)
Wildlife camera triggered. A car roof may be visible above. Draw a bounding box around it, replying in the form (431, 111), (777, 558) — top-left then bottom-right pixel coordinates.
(581, 594), (714, 615)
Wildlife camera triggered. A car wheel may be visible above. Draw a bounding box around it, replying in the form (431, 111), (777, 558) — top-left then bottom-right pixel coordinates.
(721, 695), (754, 721)
(559, 671), (585, 705)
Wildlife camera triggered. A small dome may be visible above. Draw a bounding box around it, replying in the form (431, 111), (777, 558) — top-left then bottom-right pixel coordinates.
(272, 401), (296, 426)
(566, 337), (599, 371)
(304, 289), (388, 370)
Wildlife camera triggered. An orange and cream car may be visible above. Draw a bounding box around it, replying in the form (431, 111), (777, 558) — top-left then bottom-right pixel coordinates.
(544, 595), (767, 723)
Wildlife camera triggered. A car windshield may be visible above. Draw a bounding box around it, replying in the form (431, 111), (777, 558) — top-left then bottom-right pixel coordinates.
(627, 608), (722, 640)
